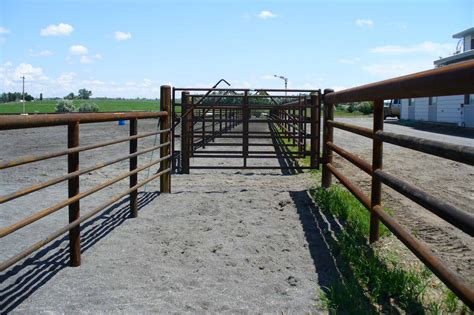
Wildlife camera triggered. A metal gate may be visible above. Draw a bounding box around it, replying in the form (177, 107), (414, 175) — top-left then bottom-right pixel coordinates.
(171, 87), (321, 173)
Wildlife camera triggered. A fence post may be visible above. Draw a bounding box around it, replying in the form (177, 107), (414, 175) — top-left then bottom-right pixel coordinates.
(310, 92), (319, 168)
(181, 91), (190, 174)
(370, 99), (384, 243)
(160, 85), (171, 193)
(130, 118), (138, 217)
(322, 89), (334, 188)
(68, 121), (81, 267)
(243, 91), (249, 167)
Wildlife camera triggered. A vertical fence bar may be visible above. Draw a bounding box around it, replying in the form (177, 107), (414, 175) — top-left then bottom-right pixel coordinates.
(310, 93), (319, 168)
(317, 91), (322, 168)
(68, 121), (81, 267)
(160, 85), (172, 192)
(370, 99), (384, 243)
(212, 107), (215, 141)
(202, 108), (206, 148)
(322, 89), (334, 188)
(181, 91), (190, 174)
(243, 91), (249, 167)
(129, 118), (138, 217)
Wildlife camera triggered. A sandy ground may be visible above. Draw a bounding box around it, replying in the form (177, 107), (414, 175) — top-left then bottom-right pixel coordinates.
(330, 118), (474, 281)
(1, 116), (473, 313)
(1, 119), (327, 313)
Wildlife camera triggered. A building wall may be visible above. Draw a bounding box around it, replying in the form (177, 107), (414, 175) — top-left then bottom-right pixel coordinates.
(414, 97), (429, 121)
(400, 95), (464, 125)
(401, 99), (409, 119)
(436, 95), (463, 124)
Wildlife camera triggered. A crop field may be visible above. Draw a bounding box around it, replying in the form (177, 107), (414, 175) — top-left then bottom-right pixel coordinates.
(0, 99), (161, 114)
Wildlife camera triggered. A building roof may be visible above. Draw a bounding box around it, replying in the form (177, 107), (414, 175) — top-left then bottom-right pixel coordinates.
(453, 27), (474, 38)
(434, 50), (474, 67)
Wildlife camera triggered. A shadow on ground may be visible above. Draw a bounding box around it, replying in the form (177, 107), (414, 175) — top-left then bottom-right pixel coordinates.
(289, 190), (377, 313)
(0, 191), (159, 314)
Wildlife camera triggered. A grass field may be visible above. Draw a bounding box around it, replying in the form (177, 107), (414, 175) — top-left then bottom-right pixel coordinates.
(0, 99), (161, 114)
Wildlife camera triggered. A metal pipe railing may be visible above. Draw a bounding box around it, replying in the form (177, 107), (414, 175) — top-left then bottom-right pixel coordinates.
(0, 86), (173, 272)
(321, 61), (474, 308)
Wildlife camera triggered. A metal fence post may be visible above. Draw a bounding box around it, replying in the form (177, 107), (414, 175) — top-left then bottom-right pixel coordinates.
(370, 99), (384, 243)
(130, 118), (138, 217)
(322, 89), (334, 188)
(243, 91), (249, 167)
(68, 121), (81, 267)
(160, 85), (171, 192)
(181, 91), (190, 174)
(310, 92), (319, 168)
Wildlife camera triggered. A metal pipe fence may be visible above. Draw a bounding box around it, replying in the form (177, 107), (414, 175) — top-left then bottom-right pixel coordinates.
(321, 60), (474, 308)
(0, 86), (172, 272)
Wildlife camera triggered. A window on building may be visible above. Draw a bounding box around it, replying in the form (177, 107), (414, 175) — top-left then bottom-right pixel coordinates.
(465, 94), (472, 105)
(428, 96), (438, 106)
(408, 98), (415, 106)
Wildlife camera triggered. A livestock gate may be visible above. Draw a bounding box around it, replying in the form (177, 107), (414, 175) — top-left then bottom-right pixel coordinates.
(170, 88), (321, 173)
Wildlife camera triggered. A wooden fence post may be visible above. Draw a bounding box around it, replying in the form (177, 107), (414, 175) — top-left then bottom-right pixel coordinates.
(130, 118), (138, 217)
(68, 121), (81, 267)
(160, 85), (171, 193)
(322, 89), (334, 188)
(370, 99), (384, 243)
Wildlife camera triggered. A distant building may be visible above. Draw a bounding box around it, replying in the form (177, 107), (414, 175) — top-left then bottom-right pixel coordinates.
(400, 27), (474, 127)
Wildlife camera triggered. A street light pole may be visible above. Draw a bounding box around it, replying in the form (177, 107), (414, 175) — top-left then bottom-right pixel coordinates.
(21, 76), (25, 114)
(274, 74), (288, 96)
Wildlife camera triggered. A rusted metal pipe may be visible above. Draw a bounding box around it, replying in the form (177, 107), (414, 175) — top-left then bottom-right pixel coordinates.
(0, 142), (170, 204)
(322, 89), (334, 188)
(328, 120), (374, 139)
(370, 99), (384, 243)
(0, 112), (167, 130)
(68, 121), (81, 267)
(129, 118), (138, 218)
(326, 141), (372, 175)
(0, 130), (168, 170)
(374, 169), (474, 235)
(376, 130), (474, 166)
(324, 60), (474, 103)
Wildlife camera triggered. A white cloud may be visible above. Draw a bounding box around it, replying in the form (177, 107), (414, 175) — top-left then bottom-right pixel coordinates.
(14, 63), (45, 80)
(261, 75), (275, 80)
(29, 49), (54, 57)
(363, 62), (432, 78)
(40, 23), (74, 36)
(0, 26), (10, 34)
(69, 45), (88, 55)
(56, 72), (77, 89)
(258, 10), (277, 19)
(371, 41), (455, 57)
(338, 57), (360, 64)
(115, 31), (132, 41)
(355, 19), (373, 27)
(80, 54), (102, 64)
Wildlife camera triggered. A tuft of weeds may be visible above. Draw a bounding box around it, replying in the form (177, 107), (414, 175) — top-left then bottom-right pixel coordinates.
(311, 184), (470, 313)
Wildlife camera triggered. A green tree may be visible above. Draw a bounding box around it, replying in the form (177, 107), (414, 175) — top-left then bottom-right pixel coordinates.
(64, 92), (75, 100)
(78, 88), (92, 99)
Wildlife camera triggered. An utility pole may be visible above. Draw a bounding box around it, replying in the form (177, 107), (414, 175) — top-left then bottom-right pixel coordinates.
(274, 74), (288, 96)
(21, 76), (25, 114)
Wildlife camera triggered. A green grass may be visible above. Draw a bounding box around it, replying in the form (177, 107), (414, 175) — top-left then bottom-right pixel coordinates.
(311, 184), (469, 314)
(0, 99), (162, 114)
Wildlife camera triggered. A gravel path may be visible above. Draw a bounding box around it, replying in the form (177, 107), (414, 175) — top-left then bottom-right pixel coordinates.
(1, 119), (325, 313)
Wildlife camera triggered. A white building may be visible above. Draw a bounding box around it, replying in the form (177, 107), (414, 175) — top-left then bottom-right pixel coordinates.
(400, 27), (474, 127)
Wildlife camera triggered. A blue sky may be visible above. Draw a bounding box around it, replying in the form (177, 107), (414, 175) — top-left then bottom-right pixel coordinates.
(0, 0), (473, 98)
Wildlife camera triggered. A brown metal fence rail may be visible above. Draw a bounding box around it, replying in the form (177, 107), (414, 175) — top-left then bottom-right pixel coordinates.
(0, 85), (172, 272)
(321, 60), (474, 308)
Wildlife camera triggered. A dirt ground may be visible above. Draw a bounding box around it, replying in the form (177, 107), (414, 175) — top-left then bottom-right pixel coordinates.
(1, 120), (328, 313)
(330, 118), (473, 282)
(0, 117), (473, 312)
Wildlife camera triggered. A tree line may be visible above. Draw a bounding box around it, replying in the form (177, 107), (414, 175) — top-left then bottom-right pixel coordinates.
(1, 92), (36, 103)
